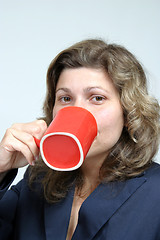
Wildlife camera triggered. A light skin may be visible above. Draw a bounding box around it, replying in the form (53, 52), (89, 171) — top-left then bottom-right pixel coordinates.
(0, 67), (124, 240)
(54, 67), (124, 239)
(0, 67), (124, 173)
(54, 67), (124, 187)
(0, 120), (47, 173)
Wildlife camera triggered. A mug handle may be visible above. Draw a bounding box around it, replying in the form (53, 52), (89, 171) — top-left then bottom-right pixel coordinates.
(34, 137), (40, 148)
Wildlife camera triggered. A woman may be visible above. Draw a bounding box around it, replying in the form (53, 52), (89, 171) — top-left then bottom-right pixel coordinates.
(0, 39), (160, 240)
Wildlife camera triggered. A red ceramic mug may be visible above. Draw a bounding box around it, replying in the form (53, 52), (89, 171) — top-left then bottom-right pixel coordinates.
(34, 106), (97, 171)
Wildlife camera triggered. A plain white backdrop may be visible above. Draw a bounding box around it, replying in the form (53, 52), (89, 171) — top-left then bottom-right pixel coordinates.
(1, 0), (160, 184)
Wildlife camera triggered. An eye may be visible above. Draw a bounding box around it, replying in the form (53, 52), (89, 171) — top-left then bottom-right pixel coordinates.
(94, 96), (104, 101)
(59, 96), (71, 103)
(91, 95), (106, 104)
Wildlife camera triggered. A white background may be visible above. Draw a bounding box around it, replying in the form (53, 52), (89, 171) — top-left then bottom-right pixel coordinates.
(0, 0), (160, 184)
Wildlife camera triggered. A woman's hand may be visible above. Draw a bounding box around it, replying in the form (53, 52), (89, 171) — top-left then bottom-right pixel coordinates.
(0, 120), (47, 173)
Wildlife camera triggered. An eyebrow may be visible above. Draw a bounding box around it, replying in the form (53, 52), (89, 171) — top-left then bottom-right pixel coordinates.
(84, 86), (109, 93)
(56, 86), (109, 94)
(56, 88), (72, 94)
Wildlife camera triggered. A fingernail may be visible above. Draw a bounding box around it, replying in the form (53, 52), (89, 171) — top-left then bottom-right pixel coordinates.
(31, 161), (35, 166)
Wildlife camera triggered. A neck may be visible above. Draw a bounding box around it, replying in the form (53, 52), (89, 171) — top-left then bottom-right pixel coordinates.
(78, 153), (107, 196)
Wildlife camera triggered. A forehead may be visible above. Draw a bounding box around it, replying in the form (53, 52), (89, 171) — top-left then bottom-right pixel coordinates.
(56, 67), (118, 93)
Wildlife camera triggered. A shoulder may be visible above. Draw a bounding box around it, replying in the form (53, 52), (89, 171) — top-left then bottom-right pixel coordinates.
(142, 162), (160, 197)
(145, 162), (160, 179)
(11, 167), (43, 201)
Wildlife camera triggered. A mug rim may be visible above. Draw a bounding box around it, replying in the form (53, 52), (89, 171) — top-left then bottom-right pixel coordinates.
(40, 132), (84, 171)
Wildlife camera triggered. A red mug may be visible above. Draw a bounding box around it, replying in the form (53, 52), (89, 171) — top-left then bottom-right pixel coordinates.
(34, 106), (97, 171)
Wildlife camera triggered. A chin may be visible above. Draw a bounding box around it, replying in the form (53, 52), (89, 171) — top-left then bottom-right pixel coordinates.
(84, 148), (108, 162)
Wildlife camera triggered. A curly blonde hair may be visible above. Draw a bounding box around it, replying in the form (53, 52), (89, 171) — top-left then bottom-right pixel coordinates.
(29, 39), (160, 203)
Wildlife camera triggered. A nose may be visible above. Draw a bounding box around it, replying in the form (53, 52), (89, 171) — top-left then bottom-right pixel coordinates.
(72, 99), (86, 109)
(72, 99), (93, 116)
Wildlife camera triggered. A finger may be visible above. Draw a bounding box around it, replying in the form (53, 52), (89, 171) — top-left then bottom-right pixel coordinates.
(7, 128), (40, 160)
(1, 134), (35, 168)
(11, 120), (47, 139)
(9, 137), (34, 166)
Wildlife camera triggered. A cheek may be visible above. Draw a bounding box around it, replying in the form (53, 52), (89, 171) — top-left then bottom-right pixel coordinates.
(52, 109), (56, 119)
(95, 107), (124, 136)
(52, 105), (70, 119)
(94, 110), (110, 133)
(52, 106), (61, 119)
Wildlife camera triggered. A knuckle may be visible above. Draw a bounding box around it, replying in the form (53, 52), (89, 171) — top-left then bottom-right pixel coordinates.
(5, 128), (11, 135)
(33, 125), (41, 134)
(4, 128), (13, 137)
(35, 120), (47, 131)
(26, 134), (34, 143)
(11, 123), (19, 129)
(37, 119), (47, 127)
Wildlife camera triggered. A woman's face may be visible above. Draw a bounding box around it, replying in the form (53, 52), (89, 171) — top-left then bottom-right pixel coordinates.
(53, 67), (124, 162)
